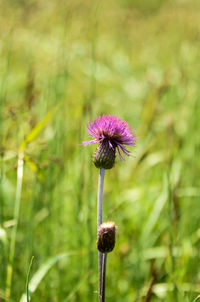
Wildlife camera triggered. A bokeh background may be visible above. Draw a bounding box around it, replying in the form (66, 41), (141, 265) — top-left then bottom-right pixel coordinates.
(0, 0), (200, 301)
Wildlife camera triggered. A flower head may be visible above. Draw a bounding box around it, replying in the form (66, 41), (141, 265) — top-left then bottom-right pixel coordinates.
(83, 115), (137, 168)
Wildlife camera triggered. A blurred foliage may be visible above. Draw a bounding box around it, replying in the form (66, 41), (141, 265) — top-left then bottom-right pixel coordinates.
(0, 0), (200, 301)
(117, 0), (168, 13)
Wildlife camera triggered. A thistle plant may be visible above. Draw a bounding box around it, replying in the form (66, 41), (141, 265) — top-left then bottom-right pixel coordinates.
(83, 114), (137, 301)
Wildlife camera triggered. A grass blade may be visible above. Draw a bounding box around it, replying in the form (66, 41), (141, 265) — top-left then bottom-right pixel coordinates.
(26, 256), (34, 302)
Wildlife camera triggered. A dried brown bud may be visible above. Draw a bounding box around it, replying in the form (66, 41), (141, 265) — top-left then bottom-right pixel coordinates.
(93, 141), (116, 170)
(97, 222), (117, 253)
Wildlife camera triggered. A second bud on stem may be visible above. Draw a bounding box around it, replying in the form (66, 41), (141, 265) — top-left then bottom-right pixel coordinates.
(97, 222), (117, 253)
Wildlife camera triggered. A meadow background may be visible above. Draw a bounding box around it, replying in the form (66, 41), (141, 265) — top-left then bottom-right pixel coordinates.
(0, 0), (200, 301)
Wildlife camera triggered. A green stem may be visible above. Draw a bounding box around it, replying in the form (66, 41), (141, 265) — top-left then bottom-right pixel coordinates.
(26, 256), (34, 302)
(167, 172), (178, 302)
(6, 151), (24, 300)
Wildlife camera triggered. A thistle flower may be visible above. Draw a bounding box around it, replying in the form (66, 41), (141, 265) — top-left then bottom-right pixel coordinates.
(83, 115), (137, 169)
(97, 222), (117, 254)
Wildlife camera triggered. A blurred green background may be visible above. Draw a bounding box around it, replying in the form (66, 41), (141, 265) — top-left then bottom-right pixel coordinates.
(0, 0), (200, 301)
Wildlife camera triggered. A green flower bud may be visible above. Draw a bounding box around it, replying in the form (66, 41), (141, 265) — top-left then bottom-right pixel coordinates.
(93, 141), (116, 170)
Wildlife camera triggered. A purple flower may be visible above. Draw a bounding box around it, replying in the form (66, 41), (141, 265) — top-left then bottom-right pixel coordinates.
(83, 115), (137, 160)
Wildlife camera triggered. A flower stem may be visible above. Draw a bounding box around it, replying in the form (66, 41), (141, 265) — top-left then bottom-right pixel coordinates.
(97, 168), (105, 228)
(97, 168), (105, 302)
(102, 253), (107, 302)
